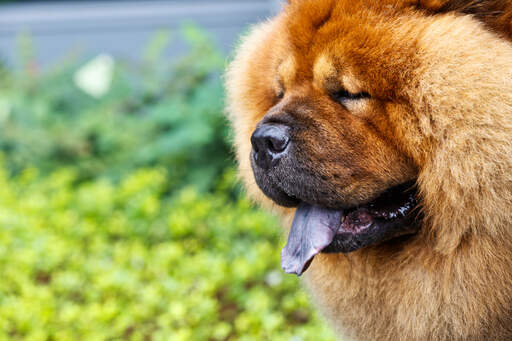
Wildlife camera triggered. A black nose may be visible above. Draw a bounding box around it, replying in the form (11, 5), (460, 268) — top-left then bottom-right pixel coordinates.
(251, 123), (290, 170)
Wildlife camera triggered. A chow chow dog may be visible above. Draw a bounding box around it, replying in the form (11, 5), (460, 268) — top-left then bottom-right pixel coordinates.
(225, 0), (512, 339)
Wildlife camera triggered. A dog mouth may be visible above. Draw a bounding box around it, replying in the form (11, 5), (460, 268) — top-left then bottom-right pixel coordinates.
(281, 182), (420, 276)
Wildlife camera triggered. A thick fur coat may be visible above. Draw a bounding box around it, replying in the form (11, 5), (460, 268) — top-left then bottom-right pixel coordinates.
(225, 1), (512, 339)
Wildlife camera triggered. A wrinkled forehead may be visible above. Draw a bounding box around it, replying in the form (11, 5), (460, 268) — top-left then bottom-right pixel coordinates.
(279, 1), (421, 94)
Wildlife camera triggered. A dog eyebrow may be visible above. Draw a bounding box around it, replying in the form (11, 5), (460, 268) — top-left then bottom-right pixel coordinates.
(313, 53), (336, 80)
(277, 56), (297, 85)
(313, 53), (339, 91)
(313, 54), (364, 94)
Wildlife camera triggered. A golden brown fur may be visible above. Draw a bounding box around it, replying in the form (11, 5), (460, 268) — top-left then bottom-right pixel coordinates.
(226, 0), (512, 339)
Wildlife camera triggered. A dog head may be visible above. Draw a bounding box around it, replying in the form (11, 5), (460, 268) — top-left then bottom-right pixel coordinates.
(226, 0), (512, 274)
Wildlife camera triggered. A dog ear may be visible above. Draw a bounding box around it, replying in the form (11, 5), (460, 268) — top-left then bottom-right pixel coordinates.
(417, 0), (512, 39)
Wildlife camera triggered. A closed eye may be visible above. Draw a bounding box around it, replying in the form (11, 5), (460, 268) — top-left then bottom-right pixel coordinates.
(276, 80), (285, 100)
(331, 89), (371, 103)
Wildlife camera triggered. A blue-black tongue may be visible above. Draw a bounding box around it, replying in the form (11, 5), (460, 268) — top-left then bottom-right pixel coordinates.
(281, 203), (344, 276)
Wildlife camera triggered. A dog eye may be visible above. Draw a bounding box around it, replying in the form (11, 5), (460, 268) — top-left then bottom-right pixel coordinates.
(331, 89), (371, 103)
(276, 81), (285, 99)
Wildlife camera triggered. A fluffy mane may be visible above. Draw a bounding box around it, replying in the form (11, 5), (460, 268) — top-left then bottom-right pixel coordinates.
(225, 1), (512, 339)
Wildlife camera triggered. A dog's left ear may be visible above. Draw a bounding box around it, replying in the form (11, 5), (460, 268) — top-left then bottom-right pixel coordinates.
(417, 0), (512, 39)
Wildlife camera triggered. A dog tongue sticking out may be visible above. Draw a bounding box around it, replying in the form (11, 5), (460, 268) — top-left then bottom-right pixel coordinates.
(281, 203), (344, 276)
(281, 183), (419, 276)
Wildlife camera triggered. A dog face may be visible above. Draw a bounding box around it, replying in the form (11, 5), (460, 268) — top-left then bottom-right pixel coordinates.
(226, 0), (512, 275)
(229, 0), (426, 274)
(250, 2), (420, 210)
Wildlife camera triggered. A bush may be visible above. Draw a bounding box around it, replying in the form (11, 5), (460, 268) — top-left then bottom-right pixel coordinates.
(0, 165), (335, 340)
(0, 27), (337, 340)
(0, 27), (230, 192)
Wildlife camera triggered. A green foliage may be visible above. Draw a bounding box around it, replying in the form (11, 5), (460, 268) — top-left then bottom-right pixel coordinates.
(0, 165), (335, 340)
(0, 26), (229, 192)
(0, 27), (336, 340)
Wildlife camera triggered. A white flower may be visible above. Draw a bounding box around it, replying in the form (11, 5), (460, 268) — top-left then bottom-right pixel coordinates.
(73, 54), (114, 98)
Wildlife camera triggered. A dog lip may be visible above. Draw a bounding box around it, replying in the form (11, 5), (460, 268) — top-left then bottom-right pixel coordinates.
(281, 181), (420, 276)
(250, 152), (301, 207)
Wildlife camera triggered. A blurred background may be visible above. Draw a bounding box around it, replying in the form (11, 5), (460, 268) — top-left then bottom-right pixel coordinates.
(0, 0), (336, 340)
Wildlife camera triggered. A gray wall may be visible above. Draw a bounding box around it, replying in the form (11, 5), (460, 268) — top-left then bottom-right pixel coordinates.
(0, 0), (286, 67)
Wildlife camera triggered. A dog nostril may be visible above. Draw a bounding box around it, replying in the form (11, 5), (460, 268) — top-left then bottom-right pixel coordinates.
(267, 134), (289, 153)
(251, 123), (290, 170)
(252, 141), (260, 154)
(252, 124), (290, 153)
